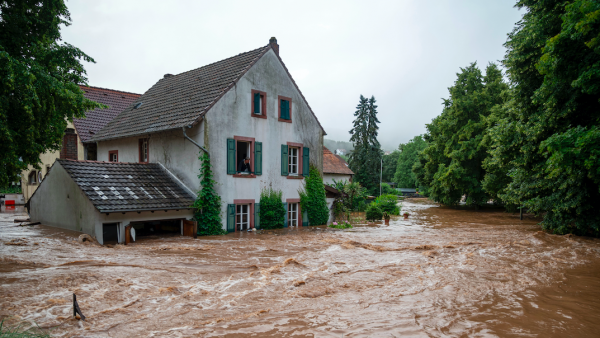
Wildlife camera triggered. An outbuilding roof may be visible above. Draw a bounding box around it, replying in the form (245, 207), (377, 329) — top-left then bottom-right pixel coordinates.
(90, 39), (326, 142)
(74, 86), (141, 143)
(323, 147), (354, 175)
(57, 160), (196, 213)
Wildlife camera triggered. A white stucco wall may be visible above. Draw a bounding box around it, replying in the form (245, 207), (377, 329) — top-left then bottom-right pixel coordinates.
(29, 162), (99, 236)
(97, 49), (325, 229)
(323, 173), (353, 186)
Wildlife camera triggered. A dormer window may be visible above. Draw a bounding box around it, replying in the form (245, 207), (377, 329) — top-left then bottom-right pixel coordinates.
(251, 90), (267, 119)
(109, 150), (118, 162)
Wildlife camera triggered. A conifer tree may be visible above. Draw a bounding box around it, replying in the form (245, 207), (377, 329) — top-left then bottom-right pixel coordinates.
(349, 95), (382, 195)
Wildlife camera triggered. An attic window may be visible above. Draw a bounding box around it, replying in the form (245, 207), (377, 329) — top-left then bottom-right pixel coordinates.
(134, 102), (143, 109)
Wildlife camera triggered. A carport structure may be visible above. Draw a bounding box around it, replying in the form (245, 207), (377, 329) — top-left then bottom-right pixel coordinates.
(28, 160), (197, 244)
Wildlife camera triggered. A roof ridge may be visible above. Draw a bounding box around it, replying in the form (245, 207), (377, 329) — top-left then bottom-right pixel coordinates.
(57, 159), (151, 165)
(168, 45), (270, 79)
(79, 85), (142, 97)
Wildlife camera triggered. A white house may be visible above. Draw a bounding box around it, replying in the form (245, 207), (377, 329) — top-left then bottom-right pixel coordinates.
(29, 38), (326, 243)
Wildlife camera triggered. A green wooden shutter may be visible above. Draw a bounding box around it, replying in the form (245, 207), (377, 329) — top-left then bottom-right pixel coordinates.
(283, 202), (288, 228)
(302, 147), (310, 177)
(254, 142), (262, 175)
(227, 139), (236, 175)
(302, 209), (309, 227)
(227, 204), (235, 232)
(284, 100), (290, 119)
(253, 93), (260, 114)
(281, 144), (288, 176)
(254, 203), (260, 229)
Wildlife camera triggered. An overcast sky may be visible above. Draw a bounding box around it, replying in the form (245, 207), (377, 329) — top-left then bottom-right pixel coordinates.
(62, 0), (523, 151)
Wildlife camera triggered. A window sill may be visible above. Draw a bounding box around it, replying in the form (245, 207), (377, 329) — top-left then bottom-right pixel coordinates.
(252, 113), (267, 119)
(278, 118), (292, 123)
(233, 174), (256, 178)
(286, 175), (304, 179)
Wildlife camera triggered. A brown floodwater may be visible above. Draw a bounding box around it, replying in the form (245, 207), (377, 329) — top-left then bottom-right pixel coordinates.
(1, 199), (600, 337)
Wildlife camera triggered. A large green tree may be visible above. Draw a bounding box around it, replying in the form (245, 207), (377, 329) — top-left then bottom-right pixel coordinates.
(414, 63), (507, 206)
(348, 95), (382, 195)
(0, 0), (101, 187)
(394, 135), (427, 189)
(382, 150), (399, 182)
(487, 0), (600, 235)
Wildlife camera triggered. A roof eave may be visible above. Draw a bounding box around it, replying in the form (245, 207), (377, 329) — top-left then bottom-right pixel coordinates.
(101, 206), (195, 214)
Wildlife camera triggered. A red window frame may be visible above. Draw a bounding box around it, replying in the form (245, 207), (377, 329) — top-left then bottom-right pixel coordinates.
(233, 199), (255, 231)
(108, 150), (118, 162)
(287, 142), (303, 179)
(251, 90), (267, 119)
(278, 95), (292, 123)
(138, 138), (149, 163)
(286, 198), (302, 227)
(233, 136), (256, 178)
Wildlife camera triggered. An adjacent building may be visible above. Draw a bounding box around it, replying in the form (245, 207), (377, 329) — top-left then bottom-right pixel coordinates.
(322, 147), (354, 185)
(21, 86), (141, 202)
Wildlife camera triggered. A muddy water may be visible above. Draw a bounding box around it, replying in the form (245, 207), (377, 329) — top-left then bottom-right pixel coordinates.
(1, 199), (600, 337)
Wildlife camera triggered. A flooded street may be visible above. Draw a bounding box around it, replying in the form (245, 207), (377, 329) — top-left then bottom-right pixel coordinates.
(1, 199), (600, 337)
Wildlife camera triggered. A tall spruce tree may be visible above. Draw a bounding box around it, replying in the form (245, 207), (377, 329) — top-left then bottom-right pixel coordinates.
(349, 95), (382, 195)
(414, 63), (507, 206)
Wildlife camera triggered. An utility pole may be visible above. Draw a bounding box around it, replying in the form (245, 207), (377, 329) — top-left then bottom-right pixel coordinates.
(380, 156), (383, 196)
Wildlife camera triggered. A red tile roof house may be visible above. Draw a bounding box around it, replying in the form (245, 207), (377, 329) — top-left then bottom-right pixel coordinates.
(29, 38), (327, 244)
(322, 147), (354, 223)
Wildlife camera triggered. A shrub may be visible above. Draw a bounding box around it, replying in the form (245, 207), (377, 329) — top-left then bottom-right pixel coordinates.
(365, 204), (383, 221)
(373, 194), (401, 215)
(299, 164), (329, 225)
(193, 153), (226, 236)
(381, 183), (397, 195)
(329, 221), (352, 229)
(259, 187), (286, 229)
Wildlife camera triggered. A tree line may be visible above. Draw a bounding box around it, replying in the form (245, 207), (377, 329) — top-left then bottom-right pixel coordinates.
(347, 1), (600, 235)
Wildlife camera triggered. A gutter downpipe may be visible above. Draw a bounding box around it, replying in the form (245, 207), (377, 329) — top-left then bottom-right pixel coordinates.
(182, 126), (209, 159)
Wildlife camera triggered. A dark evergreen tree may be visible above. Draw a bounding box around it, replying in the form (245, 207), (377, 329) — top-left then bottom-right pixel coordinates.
(349, 95), (382, 195)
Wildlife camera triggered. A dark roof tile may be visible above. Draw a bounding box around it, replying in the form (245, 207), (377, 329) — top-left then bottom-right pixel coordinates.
(57, 160), (195, 213)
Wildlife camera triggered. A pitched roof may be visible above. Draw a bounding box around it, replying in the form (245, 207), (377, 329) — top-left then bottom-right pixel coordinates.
(90, 41), (326, 142)
(57, 159), (196, 213)
(323, 147), (354, 175)
(74, 86), (141, 143)
(90, 46), (271, 142)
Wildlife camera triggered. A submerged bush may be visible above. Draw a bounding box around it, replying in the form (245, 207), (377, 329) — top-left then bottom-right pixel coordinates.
(365, 204), (383, 221)
(329, 221), (352, 229)
(259, 187), (286, 229)
(373, 194), (401, 215)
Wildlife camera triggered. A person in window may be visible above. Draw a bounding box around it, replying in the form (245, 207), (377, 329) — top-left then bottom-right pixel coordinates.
(238, 156), (251, 174)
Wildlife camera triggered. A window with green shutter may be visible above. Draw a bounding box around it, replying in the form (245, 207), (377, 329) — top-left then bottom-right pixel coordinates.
(278, 96), (292, 122)
(227, 204), (235, 232)
(253, 93), (260, 114)
(227, 139), (236, 175)
(281, 144), (288, 176)
(302, 147), (310, 176)
(254, 142), (262, 175)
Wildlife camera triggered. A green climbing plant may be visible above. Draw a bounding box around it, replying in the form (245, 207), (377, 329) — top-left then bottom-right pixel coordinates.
(193, 153), (225, 236)
(298, 164), (329, 225)
(259, 187), (286, 229)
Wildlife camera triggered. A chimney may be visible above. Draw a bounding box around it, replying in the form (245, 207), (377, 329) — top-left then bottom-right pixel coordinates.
(164, 74), (174, 78)
(269, 37), (279, 56)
